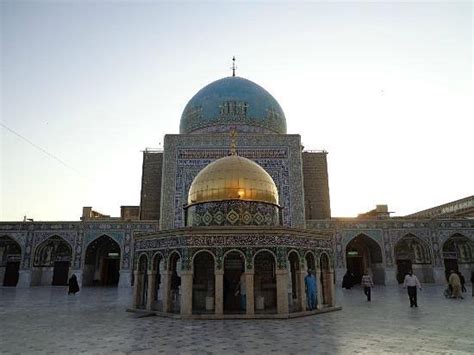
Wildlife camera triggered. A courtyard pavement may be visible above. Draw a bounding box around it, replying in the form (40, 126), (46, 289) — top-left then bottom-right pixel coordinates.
(0, 284), (473, 354)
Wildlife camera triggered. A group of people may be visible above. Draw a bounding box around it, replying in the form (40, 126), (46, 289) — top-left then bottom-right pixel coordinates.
(344, 269), (474, 307)
(445, 270), (470, 299)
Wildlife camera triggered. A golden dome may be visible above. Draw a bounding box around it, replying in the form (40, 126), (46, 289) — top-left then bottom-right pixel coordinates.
(188, 155), (279, 206)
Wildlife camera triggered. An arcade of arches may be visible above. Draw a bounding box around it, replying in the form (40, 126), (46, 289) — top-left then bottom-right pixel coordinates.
(133, 245), (336, 319)
(345, 234), (384, 285)
(32, 236), (72, 286)
(83, 235), (121, 286)
(339, 232), (474, 286)
(0, 236), (21, 286)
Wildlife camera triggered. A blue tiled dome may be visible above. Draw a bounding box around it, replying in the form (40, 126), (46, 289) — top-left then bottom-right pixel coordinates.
(180, 77), (287, 134)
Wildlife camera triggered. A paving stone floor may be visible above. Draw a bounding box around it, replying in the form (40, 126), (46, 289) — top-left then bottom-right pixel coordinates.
(0, 284), (473, 354)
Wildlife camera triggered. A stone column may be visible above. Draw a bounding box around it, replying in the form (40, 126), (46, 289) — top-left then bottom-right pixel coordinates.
(132, 271), (141, 308)
(433, 267), (446, 285)
(118, 269), (132, 288)
(146, 272), (156, 311)
(297, 270), (307, 311)
(17, 270), (31, 288)
(328, 270), (336, 307)
(276, 269), (289, 315)
(180, 271), (193, 317)
(214, 270), (224, 315)
(161, 271), (171, 313)
(245, 272), (255, 316)
(315, 264), (323, 309)
(384, 267), (398, 286)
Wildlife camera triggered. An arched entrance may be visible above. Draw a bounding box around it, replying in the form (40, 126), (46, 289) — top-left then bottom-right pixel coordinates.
(192, 251), (215, 314)
(305, 252), (317, 310)
(254, 251), (277, 314)
(33, 236), (72, 286)
(320, 253), (332, 305)
(84, 235), (121, 286)
(443, 234), (473, 282)
(136, 254), (148, 309)
(345, 234), (384, 284)
(288, 251), (302, 312)
(223, 251), (245, 313)
(169, 252), (181, 313)
(151, 253), (164, 311)
(305, 252), (316, 273)
(394, 234), (432, 283)
(0, 236), (21, 287)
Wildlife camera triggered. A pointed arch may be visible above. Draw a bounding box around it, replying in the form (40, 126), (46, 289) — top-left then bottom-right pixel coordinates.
(84, 235), (121, 286)
(0, 236), (22, 287)
(345, 233), (384, 285)
(394, 234), (433, 284)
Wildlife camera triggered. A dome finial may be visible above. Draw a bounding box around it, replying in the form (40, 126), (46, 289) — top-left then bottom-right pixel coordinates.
(229, 128), (238, 155)
(232, 56), (236, 77)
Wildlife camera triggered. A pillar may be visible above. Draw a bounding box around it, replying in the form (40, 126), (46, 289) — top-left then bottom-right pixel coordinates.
(214, 270), (224, 315)
(118, 269), (132, 288)
(180, 271), (193, 316)
(132, 271), (141, 308)
(146, 272), (156, 311)
(245, 272), (255, 316)
(315, 264), (323, 309)
(297, 270), (307, 312)
(276, 269), (289, 315)
(161, 271), (171, 313)
(17, 270), (31, 288)
(384, 267), (398, 286)
(433, 267), (447, 285)
(328, 270), (336, 307)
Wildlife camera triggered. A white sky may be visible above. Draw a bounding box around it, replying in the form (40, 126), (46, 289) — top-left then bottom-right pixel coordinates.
(1, 1), (472, 221)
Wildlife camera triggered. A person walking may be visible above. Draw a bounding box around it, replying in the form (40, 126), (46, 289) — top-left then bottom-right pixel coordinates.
(68, 274), (80, 295)
(471, 271), (474, 297)
(361, 271), (374, 302)
(459, 272), (466, 293)
(304, 269), (317, 310)
(403, 270), (421, 307)
(448, 270), (463, 299)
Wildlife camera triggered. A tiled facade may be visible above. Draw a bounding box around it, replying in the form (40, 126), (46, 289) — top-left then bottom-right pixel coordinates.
(0, 221), (158, 288)
(307, 218), (474, 286)
(159, 134), (306, 230)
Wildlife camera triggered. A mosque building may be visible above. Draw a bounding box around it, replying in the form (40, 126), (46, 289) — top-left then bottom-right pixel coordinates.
(0, 64), (473, 318)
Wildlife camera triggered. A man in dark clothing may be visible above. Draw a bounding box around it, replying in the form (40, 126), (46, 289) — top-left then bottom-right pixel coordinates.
(459, 272), (466, 293)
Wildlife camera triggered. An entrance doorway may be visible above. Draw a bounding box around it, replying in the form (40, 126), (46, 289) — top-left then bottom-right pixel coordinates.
(84, 235), (121, 286)
(396, 259), (412, 284)
(0, 236), (21, 287)
(33, 236), (72, 286)
(443, 234), (473, 282)
(254, 251), (277, 314)
(345, 234), (384, 284)
(395, 234), (432, 283)
(169, 252), (181, 313)
(192, 252), (215, 314)
(52, 261), (70, 286)
(223, 251), (245, 313)
(288, 251), (301, 312)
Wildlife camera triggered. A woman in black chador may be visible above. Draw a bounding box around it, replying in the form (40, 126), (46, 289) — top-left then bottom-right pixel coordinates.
(342, 270), (354, 289)
(68, 274), (80, 295)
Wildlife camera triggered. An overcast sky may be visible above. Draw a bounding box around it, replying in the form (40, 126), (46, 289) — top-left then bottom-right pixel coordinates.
(1, 1), (472, 221)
